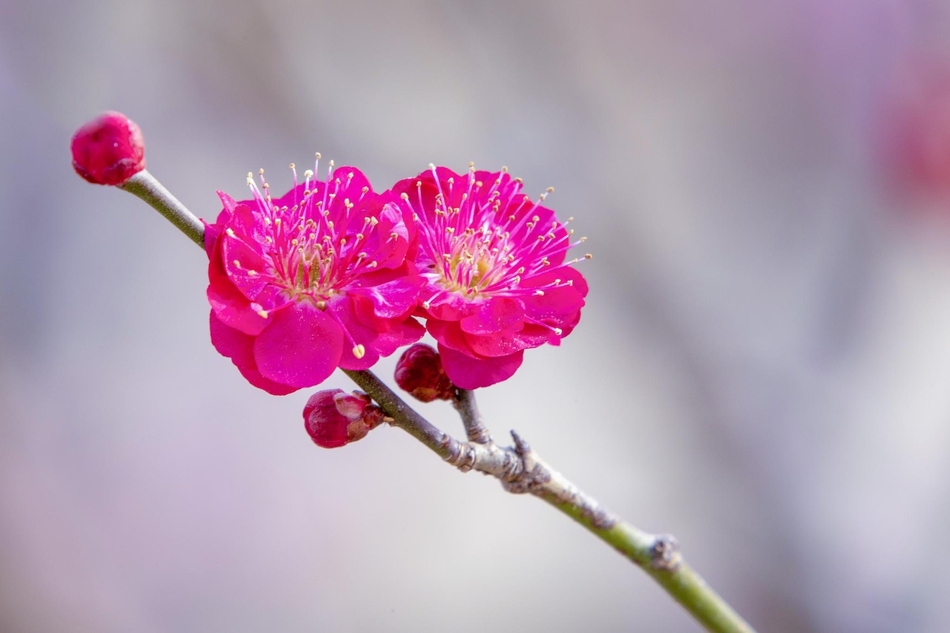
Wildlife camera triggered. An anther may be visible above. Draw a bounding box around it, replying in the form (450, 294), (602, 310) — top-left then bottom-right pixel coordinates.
(353, 344), (366, 359)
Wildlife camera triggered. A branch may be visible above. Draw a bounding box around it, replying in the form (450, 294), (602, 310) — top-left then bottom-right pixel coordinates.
(114, 171), (757, 633)
(119, 170), (205, 249)
(346, 369), (756, 633)
(453, 388), (492, 444)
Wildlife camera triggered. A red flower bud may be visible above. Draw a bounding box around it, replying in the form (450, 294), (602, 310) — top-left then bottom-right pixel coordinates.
(70, 111), (146, 186)
(394, 344), (455, 403)
(303, 389), (384, 448)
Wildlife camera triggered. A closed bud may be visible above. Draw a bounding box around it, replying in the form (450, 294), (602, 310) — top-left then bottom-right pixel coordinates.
(394, 343), (455, 403)
(71, 111), (146, 186)
(303, 389), (384, 449)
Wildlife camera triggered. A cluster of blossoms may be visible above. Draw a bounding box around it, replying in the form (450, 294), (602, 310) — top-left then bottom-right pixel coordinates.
(204, 158), (589, 394)
(71, 112), (589, 450)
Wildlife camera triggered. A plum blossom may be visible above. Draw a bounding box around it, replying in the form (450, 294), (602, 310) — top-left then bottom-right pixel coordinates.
(205, 159), (424, 394)
(390, 165), (589, 389)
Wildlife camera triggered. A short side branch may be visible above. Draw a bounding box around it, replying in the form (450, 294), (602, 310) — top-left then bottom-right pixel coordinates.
(453, 388), (492, 444)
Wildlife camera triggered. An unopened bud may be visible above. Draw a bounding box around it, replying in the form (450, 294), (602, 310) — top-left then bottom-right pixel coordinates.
(394, 343), (455, 403)
(303, 389), (384, 449)
(70, 111), (146, 186)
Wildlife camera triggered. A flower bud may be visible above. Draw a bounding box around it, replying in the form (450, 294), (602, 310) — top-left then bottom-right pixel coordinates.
(70, 111), (146, 186)
(394, 344), (455, 403)
(303, 389), (384, 448)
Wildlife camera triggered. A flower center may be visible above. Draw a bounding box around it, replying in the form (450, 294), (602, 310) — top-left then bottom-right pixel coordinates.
(245, 163), (385, 304)
(410, 166), (587, 302)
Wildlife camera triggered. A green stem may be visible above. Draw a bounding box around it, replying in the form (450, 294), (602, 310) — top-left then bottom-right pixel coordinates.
(347, 368), (756, 633)
(119, 170), (205, 248)
(112, 173), (757, 633)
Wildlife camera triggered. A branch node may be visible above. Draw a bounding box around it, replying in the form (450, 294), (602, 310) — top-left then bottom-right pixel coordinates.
(649, 535), (682, 572)
(444, 439), (477, 472)
(510, 429), (531, 456)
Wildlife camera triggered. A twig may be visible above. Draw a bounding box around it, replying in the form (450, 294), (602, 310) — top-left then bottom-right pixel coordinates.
(345, 369), (756, 633)
(114, 172), (758, 633)
(453, 388), (492, 444)
(119, 170), (205, 248)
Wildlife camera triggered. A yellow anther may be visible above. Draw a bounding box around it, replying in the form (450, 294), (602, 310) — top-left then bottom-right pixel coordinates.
(353, 344), (366, 359)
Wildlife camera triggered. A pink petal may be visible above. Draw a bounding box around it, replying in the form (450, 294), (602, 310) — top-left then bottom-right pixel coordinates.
(222, 235), (271, 300)
(520, 267), (588, 325)
(459, 297), (525, 335)
(350, 273), (422, 319)
(207, 239), (269, 335)
(426, 319), (476, 355)
(332, 297), (382, 371)
(439, 345), (524, 389)
(253, 302), (344, 388)
(209, 312), (297, 395)
(373, 317), (425, 356)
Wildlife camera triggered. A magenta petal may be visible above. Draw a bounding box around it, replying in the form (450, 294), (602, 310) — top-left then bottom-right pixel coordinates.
(460, 297), (525, 335)
(223, 237), (270, 300)
(253, 302), (344, 388)
(209, 312), (297, 395)
(333, 298), (381, 371)
(373, 317), (425, 356)
(464, 330), (522, 357)
(427, 319), (475, 355)
(207, 279), (269, 336)
(352, 275), (421, 319)
(521, 267), (588, 325)
(439, 345), (524, 389)
(217, 191), (241, 214)
(202, 219), (220, 257)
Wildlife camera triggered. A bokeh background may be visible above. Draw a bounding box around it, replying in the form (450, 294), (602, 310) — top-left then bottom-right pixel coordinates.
(3, 1), (950, 631)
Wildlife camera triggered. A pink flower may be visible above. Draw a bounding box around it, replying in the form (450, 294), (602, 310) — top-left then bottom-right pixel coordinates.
(70, 111), (146, 186)
(390, 165), (589, 389)
(205, 159), (425, 394)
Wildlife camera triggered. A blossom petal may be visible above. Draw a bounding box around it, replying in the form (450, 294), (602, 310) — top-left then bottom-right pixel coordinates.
(333, 297), (381, 371)
(439, 345), (523, 389)
(207, 238), (269, 336)
(460, 297), (525, 335)
(373, 317), (425, 356)
(350, 273), (422, 319)
(253, 302), (344, 388)
(521, 267), (588, 326)
(209, 312), (297, 395)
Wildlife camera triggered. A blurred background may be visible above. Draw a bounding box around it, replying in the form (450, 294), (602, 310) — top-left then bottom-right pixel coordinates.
(2, 0), (950, 631)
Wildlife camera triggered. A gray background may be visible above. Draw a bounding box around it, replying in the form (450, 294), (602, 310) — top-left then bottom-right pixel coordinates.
(2, 1), (950, 631)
